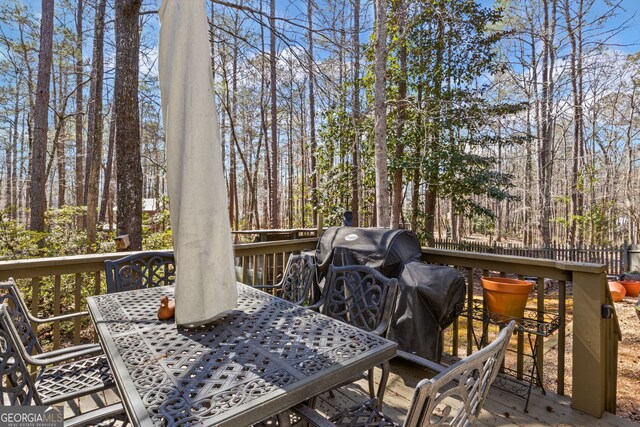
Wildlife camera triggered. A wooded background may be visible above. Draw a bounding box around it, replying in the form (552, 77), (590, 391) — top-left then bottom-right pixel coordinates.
(0, 0), (638, 255)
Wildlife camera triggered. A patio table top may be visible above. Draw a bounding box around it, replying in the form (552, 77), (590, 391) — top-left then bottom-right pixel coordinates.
(87, 283), (396, 426)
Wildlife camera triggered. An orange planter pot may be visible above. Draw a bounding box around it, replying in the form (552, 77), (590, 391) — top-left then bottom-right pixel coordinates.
(621, 280), (640, 298)
(608, 281), (626, 302)
(481, 277), (533, 323)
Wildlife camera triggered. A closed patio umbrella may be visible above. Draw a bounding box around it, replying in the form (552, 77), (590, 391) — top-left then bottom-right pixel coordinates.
(158, 0), (237, 326)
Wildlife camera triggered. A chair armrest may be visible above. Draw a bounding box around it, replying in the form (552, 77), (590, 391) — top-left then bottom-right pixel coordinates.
(32, 343), (102, 362)
(24, 344), (102, 367)
(29, 310), (89, 324)
(65, 403), (126, 427)
(372, 324), (388, 337)
(22, 348), (91, 367)
(293, 404), (337, 427)
(305, 300), (322, 312)
(397, 350), (446, 374)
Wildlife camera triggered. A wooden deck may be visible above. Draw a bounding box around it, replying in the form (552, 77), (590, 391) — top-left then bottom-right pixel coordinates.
(317, 358), (635, 427)
(63, 356), (636, 426)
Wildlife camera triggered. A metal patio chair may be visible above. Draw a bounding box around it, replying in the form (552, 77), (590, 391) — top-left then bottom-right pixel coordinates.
(0, 280), (116, 405)
(0, 305), (127, 426)
(311, 264), (399, 403)
(254, 252), (317, 305)
(104, 251), (175, 293)
(295, 320), (517, 427)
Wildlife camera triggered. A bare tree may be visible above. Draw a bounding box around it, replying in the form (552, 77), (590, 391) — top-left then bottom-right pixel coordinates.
(99, 110), (115, 224)
(30, 0), (55, 232)
(308, 0), (318, 227)
(269, 0), (279, 228)
(114, 0), (143, 250)
(564, 0), (586, 246)
(350, 0), (361, 227)
(390, 0), (407, 229)
(75, 0), (84, 209)
(86, 0), (107, 248)
(538, 0), (557, 247)
(373, 0), (390, 227)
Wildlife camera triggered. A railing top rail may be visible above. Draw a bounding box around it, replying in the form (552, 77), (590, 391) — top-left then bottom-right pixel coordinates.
(232, 228), (322, 234)
(0, 250), (172, 271)
(423, 247), (607, 277)
(233, 238), (318, 249)
(0, 239), (320, 279)
(234, 238), (318, 256)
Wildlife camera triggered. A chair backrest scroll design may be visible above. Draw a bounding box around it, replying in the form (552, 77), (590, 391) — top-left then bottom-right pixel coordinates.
(404, 321), (517, 427)
(105, 252), (175, 293)
(279, 253), (316, 305)
(0, 280), (42, 355)
(322, 264), (398, 337)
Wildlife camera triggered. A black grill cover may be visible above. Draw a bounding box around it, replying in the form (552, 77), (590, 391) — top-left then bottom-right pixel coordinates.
(316, 226), (422, 278)
(388, 261), (466, 362)
(316, 226), (465, 362)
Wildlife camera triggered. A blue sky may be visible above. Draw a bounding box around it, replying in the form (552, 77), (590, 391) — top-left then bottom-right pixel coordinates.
(13, 0), (640, 58)
(17, 0), (639, 50)
(479, 0), (640, 53)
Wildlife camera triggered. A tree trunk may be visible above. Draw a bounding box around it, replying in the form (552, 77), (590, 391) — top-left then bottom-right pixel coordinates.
(54, 55), (66, 208)
(410, 168), (420, 232)
(114, 0), (143, 250)
(564, 0), (584, 247)
(424, 1), (445, 244)
(6, 79), (20, 211)
(287, 70), (294, 229)
(538, 0), (557, 248)
(30, 0), (55, 232)
(390, 0), (407, 229)
(260, 0), (270, 227)
(230, 14), (239, 230)
(373, 0), (390, 228)
(75, 0), (84, 208)
(269, 0), (279, 228)
(350, 0), (361, 227)
(308, 0), (318, 228)
(99, 110), (116, 224)
(17, 113), (26, 223)
(525, 103), (533, 246)
(86, 0), (106, 249)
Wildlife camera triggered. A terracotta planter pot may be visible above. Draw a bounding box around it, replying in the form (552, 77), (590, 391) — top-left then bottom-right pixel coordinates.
(608, 281), (626, 302)
(481, 277), (533, 323)
(621, 280), (640, 298)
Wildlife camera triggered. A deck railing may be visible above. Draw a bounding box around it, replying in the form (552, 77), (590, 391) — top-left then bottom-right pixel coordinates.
(433, 238), (631, 276)
(422, 248), (620, 418)
(0, 237), (618, 418)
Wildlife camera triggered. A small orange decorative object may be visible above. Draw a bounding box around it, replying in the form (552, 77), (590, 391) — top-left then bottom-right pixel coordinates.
(157, 296), (176, 320)
(481, 277), (533, 323)
(620, 280), (640, 298)
(608, 281), (626, 302)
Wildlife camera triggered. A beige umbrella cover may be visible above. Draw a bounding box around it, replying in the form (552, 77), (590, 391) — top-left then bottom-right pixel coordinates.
(158, 0), (237, 326)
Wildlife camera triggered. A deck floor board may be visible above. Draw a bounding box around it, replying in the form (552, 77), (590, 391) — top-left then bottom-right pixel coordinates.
(311, 358), (634, 427)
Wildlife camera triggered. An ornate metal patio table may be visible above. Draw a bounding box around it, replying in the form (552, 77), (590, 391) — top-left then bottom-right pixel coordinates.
(87, 283), (397, 426)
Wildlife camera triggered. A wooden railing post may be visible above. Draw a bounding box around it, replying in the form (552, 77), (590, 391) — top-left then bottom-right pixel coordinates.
(571, 270), (610, 417)
(627, 243), (640, 272)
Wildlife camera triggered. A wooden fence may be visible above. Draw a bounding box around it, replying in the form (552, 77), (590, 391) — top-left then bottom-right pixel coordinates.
(433, 239), (631, 276)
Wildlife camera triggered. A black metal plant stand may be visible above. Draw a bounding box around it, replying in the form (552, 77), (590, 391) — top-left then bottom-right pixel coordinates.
(466, 300), (561, 412)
